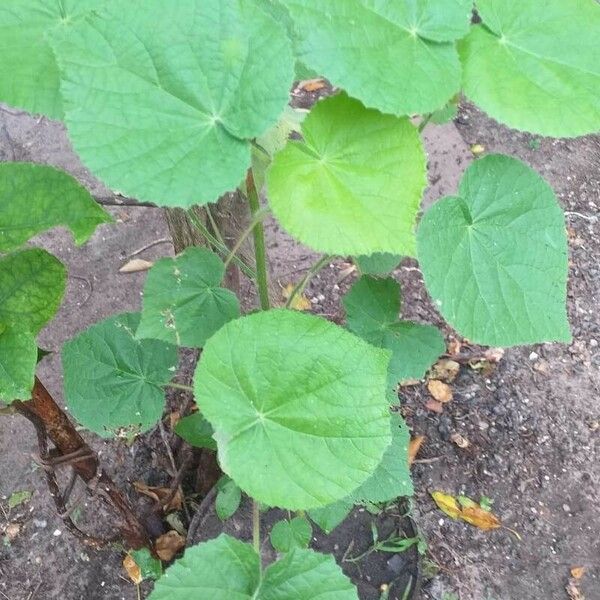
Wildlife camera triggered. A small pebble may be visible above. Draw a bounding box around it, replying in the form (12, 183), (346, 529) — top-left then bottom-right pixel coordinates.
(529, 352), (539, 361)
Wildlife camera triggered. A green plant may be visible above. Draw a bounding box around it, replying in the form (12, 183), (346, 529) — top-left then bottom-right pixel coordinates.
(0, 0), (598, 597)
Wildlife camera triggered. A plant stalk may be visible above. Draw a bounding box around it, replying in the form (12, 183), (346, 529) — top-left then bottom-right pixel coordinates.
(285, 255), (332, 309)
(252, 500), (261, 556)
(223, 206), (270, 269)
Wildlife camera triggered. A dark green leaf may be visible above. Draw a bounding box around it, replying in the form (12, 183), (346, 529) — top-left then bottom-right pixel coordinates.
(174, 413), (216, 450)
(216, 476), (242, 521)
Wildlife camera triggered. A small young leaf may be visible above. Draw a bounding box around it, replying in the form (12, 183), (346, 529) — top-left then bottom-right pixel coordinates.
(270, 517), (312, 552)
(459, 0), (600, 137)
(174, 413), (216, 450)
(62, 313), (178, 438)
(267, 93), (426, 256)
(8, 490), (32, 509)
(417, 155), (571, 346)
(308, 499), (353, 534)
(194, 309), (392, 510)
(344, 276), (445, 383)
(137, 247), (240, 348)
(215, 476), (242, 521)
(0, 163), (111, 253)
(355, 253), (402, 277)
(129, 548), (162, 581)
(52, 0), (294, 207)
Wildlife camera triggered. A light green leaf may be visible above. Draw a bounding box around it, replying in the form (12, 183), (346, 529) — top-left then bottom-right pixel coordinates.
(216, 476), (242, 521)
(344, 276), (445, 383)
(174, 413), (216, 450)
(417, 154), (571, 346)
(355, 253), (402, 277)
(62, 313), (178, 437)
(149, 535), (357, 600)
(149, 534), (261, 600)
(459, 0), (600, 137)
(137, 248), (240, 348)
(0, 163), (111, 253)
(52, 0), (294, 207)
(308, 500), (353, 534)
(270, 517), (312, 552)
(194, 309), (392, 510)
(349, 413), (413, 503)
(267, 93), (426, 256)
(0, 0), (102, 119)
(0, 249), (66, 335)
(430, 99), (459, 125)
(7, 490), (32, 509)
(281, 0), (471, 115)
(0, 325), (37, 403)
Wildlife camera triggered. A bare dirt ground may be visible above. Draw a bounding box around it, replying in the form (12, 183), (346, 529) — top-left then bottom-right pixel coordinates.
(1, 100), (598, 600)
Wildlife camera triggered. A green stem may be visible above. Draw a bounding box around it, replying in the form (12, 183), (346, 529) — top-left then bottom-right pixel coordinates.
(246, 172), (271, 311)
(223, 206), (270, 269)
(252, 500), (261, 556)
(205, 205), (226, 247)
(418, 113), (433, 133)
(166, 382), (194, 393)
(285, 255), (332, 309)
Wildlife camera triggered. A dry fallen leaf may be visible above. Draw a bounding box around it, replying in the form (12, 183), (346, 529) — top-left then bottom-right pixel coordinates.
(281, 283), (311, 311)
(460, 505), (501, 530)
(427, 379), (453, 403)
(450, 433), (470, 449)
(431, 491), (462, 520)
(566, 580), (585, 600)
(425, 399), (444, 414)
(119, 258), (153, 273)
(408, 435), (426, 466)
(484, 347), (505, 363)
(4, 523), (21, 542)
(155, 530), (186, 561)
(299, 78), (326, 92)
(169, 411), (181, 430)
(430, 359), (460, 383)
(447, 338), (462, 356)
(134, 482), (183, 513)
(571, 567), (586, 580)
(123, 554), (142, 585)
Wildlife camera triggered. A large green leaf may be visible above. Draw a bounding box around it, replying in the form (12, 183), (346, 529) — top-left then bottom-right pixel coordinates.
(0, 0), (102, 119)
(194, 309), (392, 510)
(417, 155), (571, 346)
(150, 535), (357, 600)
(62, 313), (178, 437)
(459, 0), (600, 137)
(52, 0), (294, 207)
(344, 276), (445, 383)
(281, 0), (472, 115)
(0, 248), (66, 335)
(0, 163), (111, 253)
(137, 248), (240, 348)
(267, 93), (426, 256)
(0, 325), (37, 403)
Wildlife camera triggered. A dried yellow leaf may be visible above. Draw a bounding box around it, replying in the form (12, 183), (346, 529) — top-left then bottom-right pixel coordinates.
(427, 379), (453, 403)
(155, 530), (186, 561)
(408, 435), (425, 466)
(460, 505), (501, 530)
(281, 283), (312, 311)
(571, 567), (586, 580)
(431, 491), (462, 520)
(123, 554), (142, 585)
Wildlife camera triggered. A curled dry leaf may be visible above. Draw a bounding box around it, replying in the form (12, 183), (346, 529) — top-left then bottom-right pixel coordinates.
(427, 379), (453, 403)
(450, 433), (470, 449)
(299, 78), (326, 92)
(431, 491), (462, 520)
(133, 481), (183, 513)
(168, 411), (181, 430)
(119, 258), (153, 273)
(155, 530), (186, 561)
(484, 347), (505, 363)
(447, 338), (462, 356)
(571, 567), (586, 580)
(408, 435), (426, 466)
(281, 283), (311, 311)
(123, 554), (142, 585)
(4, 523), (21, 542)
(566, 580), (585, 600)
(425, 399), (444, 414)
(460, 505), (501, 530)
(430, 359), (460, 383)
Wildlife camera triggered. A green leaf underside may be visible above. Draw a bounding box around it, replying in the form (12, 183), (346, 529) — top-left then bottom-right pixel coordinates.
(281, 0), (472, 116)
(267, 93), (426, 256)
(62, 312), (178, 437)
(0, 163), (111, 253)
(52, 0), (294, 207)
(0, 0), (102, 119)
(355, 253), (402, 276)
(459, 0), (600, 137)
(0, 326), (37, 403)
(174, 412), (217, 450)
(137, 247), (240, 348)
(417, 155), (571, 346)
(270, 517), (312, 552)
(308, 499), (353, 534)
(216, 476), (243, 521)
(149, 534), (357, 600)
(194, 309), (392, 510)
(344, 276), (445, 383)
(0, 249), (66, 335)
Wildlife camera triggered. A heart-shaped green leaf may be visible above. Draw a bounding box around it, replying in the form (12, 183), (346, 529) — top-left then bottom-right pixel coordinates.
(194, 309), (392, 510)
(344, 276), (445, 384)
(137, 248), (240, 348)
(308, 500), (353, 535)
(281, 0), (472, 115)
(270, 516), (312, 553)
(62, 313), (178, 437)
(51, 0), (294, 207)
(0, 0), (102, 118)
(267, 93), (426, 256)
(216, 476), (243, 521)
(417, 155), (571, 346)
(459, 0), (600, 137)
(355, 253), (402, 277)
(0, 163), (111, 253)
(149, 534), (358, 600)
